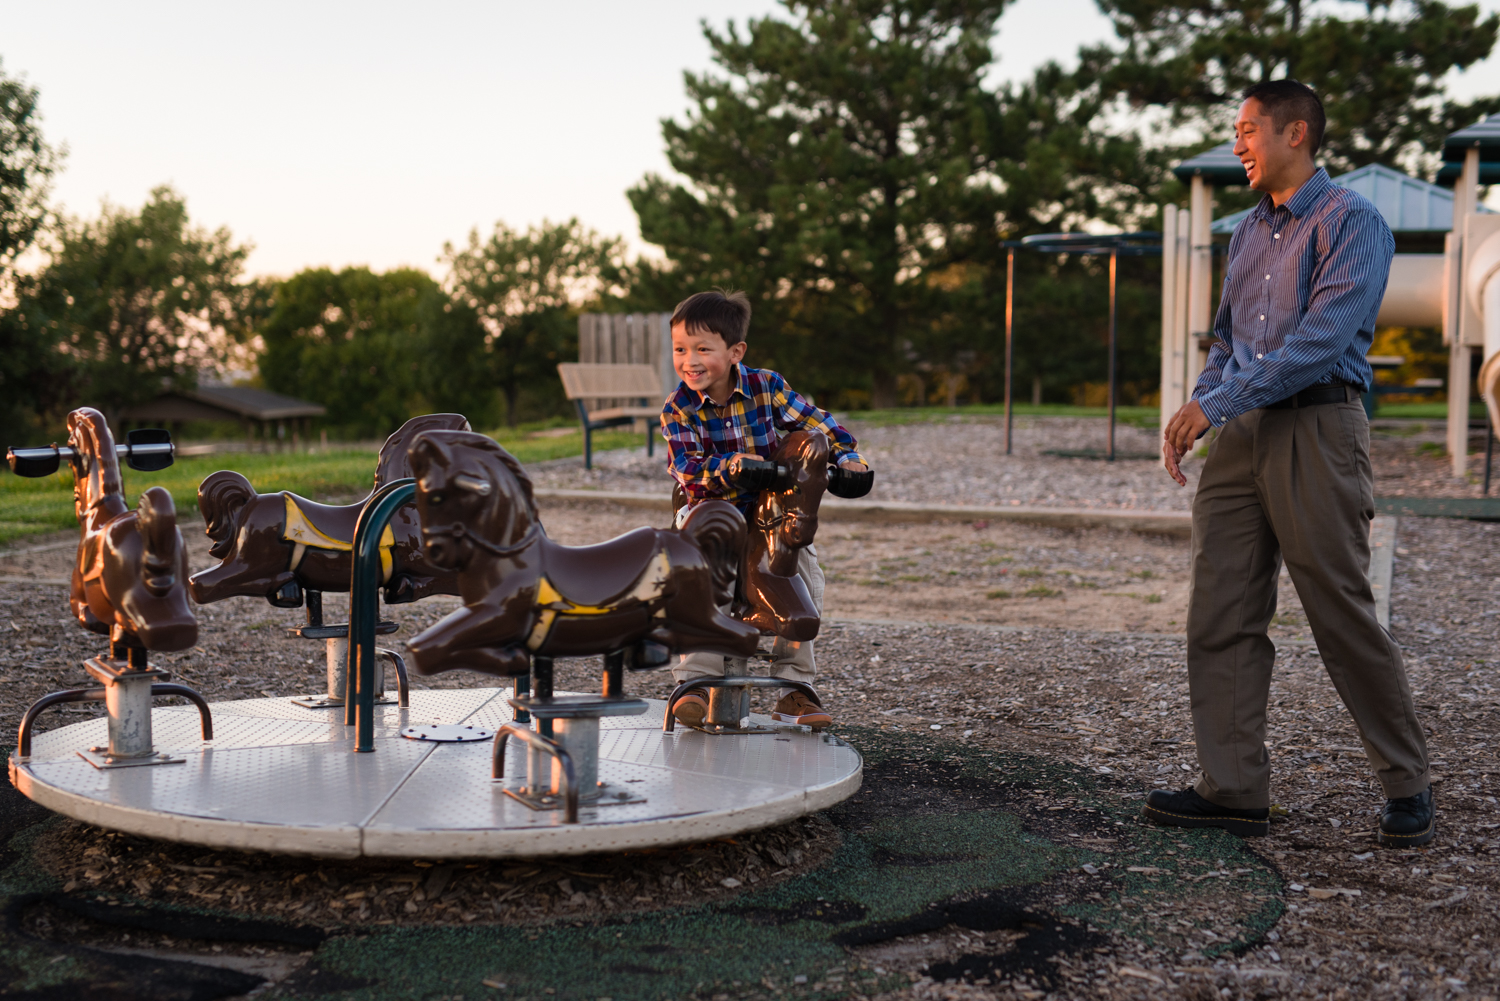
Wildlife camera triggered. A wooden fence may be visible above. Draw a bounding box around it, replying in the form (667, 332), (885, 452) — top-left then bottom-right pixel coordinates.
(577, 313), (675, 407)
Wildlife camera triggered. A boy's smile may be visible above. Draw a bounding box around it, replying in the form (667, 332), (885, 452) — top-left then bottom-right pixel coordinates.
(672, 321), (747, 405)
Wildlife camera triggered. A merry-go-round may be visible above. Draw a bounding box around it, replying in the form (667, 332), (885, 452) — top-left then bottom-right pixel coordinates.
(6, 409), (873, 858)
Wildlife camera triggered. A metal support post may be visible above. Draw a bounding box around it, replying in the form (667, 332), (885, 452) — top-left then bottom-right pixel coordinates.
(1005, 245), (1015, 456)
(1107, 247), (1118, 462)
(347, 478), (416, 751)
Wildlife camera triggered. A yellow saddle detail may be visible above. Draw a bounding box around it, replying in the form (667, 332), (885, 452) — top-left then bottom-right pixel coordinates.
(525, 551), (672, 651)
(282, 495), (396, 582)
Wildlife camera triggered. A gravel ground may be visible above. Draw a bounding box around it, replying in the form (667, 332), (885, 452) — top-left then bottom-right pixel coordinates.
(0, 428), (1496, 1000)
(525, 415), (1491, 511)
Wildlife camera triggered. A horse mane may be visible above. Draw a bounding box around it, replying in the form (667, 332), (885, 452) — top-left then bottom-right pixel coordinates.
(375, 414), (472, 489)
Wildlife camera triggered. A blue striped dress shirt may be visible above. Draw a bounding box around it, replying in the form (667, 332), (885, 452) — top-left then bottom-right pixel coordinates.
(1192, 168), (1394, 427)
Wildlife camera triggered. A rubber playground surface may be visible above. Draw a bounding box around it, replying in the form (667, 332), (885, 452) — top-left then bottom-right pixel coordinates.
(0, 724), (1279, 1001)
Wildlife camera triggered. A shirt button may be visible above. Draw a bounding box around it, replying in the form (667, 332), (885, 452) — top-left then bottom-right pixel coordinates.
(1265, 275), (1270, 280)
(1260, 314), (1265, 320)
(1257, 353), (1264, 359)
(1274, 233), (1281, 239)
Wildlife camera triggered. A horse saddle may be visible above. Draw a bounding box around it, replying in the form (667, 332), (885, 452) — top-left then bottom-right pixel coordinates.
(283, 494), (395, 581)
(524, 530), (670, 652)
(536, 529), (665, 609)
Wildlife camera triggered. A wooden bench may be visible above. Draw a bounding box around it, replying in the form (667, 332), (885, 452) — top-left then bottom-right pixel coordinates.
(556, 363), (666, 469)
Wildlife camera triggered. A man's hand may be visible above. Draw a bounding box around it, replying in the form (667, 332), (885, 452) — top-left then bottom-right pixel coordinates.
(1162, 401), (1211, 486)
(837, 459), (869, 473)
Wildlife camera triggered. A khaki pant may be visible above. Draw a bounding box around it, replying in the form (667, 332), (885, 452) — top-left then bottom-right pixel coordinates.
(673, 544), (824, 686)
(1187, 402), (1429, 809)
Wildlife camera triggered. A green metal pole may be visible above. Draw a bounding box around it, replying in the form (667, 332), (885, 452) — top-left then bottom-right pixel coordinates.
(346, 478), (416, 752)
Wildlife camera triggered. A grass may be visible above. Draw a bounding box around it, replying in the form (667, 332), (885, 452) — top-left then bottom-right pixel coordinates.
(1372, 402), (1487, 419)
(0, 423), (647, 548)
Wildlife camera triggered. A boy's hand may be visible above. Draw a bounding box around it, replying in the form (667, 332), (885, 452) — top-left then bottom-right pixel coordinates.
(837, 459), (869, 473)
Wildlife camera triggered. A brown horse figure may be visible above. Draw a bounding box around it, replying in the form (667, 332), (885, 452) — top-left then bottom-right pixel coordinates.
(404, 430), (761, 677)
(67, 408), (197, 652)
(672, 430), (838, 644)
(189, 414), (471, 608)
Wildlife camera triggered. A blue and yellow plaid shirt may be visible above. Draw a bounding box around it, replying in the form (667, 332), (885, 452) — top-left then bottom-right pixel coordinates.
(661, 364), (865, 512)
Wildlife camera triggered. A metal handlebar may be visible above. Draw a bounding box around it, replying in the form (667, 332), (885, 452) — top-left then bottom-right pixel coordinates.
(492, 723), (579, 823)
(150, 684), (215, 742)
(16, 688), (107, 758)
(15, 682), (213, 759)
(377, 649), (411, 708)
(8, 429), (175, 477)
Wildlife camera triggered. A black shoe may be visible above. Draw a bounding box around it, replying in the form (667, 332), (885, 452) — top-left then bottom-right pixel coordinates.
(1378, 786), (1435, 848)
(1142, 787), (1270, 838)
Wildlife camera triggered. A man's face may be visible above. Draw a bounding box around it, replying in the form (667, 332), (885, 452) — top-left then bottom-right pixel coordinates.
(1232, 98), (1309, 192)
(672, 322), (746, 400)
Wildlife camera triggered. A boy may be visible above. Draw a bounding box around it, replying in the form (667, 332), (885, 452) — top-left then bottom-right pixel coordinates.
(660, 289), (869, 730)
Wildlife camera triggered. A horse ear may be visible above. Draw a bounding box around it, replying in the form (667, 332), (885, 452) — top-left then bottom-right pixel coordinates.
(409, 433), (453, 475)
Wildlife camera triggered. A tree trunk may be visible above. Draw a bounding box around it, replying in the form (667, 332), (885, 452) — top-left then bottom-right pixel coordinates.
(871, 371), (899, 410)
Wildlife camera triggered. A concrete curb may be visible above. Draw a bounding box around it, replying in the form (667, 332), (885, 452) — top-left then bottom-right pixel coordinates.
(532, 489), (1193, 537)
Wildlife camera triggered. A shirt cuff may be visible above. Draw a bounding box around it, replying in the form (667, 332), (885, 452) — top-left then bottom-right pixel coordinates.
(833, 448), (866, 467)
(1195, 390), (1235, 431)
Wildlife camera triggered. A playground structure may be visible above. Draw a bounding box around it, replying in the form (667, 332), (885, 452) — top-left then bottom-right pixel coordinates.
(7, 416), (861, 856)
(1159, 120), (1500, 476)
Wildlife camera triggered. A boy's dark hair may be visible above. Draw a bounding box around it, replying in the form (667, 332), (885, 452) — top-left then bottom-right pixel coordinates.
(672, 289), (751, 347)
(1242, 80), (1326, 158)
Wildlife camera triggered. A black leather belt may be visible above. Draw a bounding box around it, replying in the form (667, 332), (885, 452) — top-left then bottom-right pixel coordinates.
(1264, 382), (1359, 410)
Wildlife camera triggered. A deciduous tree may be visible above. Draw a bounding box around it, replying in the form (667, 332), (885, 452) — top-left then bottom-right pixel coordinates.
(444, 218), (626, 426)
(12, 186), (249, 430)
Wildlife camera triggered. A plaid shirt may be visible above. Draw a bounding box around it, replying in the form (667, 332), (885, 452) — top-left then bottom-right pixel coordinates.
(661, 364), (865, 512)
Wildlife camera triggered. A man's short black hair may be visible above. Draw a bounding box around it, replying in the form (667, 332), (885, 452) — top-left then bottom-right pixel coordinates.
(671, 289), (751, 347)
(1242, 80), (1326, 158)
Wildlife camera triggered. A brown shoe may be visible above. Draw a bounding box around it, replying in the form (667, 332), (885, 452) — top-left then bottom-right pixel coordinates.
(771, 690), (831, 729)
(672, 688), (709, 726)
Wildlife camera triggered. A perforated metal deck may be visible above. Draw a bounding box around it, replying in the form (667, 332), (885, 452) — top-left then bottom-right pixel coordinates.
(9, 689), (862, 858)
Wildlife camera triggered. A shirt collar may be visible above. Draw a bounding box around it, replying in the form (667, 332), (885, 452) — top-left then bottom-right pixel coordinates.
(692, 363), (749, 410)
(1251, 167), (1332, 221)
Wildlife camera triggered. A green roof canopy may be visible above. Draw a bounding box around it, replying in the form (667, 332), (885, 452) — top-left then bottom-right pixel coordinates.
(1171, 141), (1249, 186)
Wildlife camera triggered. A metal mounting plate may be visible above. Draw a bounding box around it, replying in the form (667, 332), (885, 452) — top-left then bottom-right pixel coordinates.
(400, 724), (494, 743)
(77, 748), (184, 770)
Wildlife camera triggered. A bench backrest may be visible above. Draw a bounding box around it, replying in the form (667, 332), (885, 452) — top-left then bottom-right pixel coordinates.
(557, 363), (664, 402)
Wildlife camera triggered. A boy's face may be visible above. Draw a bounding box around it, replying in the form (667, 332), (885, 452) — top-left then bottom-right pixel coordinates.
(672, 322), (746, 402)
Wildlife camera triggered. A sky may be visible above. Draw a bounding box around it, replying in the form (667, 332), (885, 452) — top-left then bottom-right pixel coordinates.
(6, 0), (1500, 280)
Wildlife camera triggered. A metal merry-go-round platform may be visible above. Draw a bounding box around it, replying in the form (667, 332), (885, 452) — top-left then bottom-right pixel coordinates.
(8, 687), (862, 858)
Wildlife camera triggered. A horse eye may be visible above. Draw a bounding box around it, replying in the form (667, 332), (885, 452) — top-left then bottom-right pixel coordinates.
(430, 493), (444, 505)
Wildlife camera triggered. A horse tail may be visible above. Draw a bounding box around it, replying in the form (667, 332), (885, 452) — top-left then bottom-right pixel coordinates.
(679, 501), (747, 607)
(137, 486), (180, 596)
(198, 470), (255, 551)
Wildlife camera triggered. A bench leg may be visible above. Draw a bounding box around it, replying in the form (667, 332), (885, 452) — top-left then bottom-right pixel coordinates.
(646, 421), (654, 459)
(584, 423), (592, 470)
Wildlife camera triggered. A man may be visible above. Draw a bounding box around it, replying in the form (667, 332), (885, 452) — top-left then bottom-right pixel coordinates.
(1150, 80), (1434, 847)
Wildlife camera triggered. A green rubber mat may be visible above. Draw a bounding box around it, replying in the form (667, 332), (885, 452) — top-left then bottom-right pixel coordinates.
(1375, 497), (1500, 521)
(0, 729), (1284, 1000)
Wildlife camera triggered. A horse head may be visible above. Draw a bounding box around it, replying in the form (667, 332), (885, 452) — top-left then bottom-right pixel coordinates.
(98, 486), (198, 652)
(66, 407), (124, 525)
(756, 430), (829, 552)
(410, 431), (537, 571)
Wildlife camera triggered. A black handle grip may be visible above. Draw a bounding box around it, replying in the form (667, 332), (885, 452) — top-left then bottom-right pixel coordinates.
(827, 466), (874, 499)
(728, 457), (786, 491)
